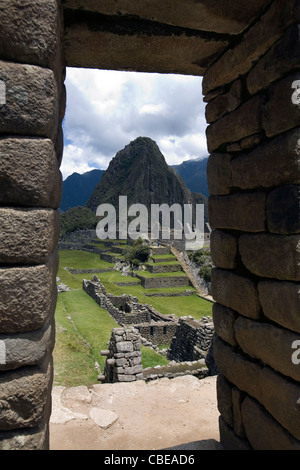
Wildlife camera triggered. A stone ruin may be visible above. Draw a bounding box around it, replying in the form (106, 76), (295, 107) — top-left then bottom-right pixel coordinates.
(99, 321), (216, 384)
(168, 316), (215, 363)
(84, 272), (218, 383)
(100, 328), (143, 383)
(82, 275), (178, 345)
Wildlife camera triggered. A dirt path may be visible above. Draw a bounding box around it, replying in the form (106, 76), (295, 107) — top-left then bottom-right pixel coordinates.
(50, 375), (221, 451)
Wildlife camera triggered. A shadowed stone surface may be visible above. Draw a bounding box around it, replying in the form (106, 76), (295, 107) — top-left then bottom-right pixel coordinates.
(211, 268), (261, 319)
(0, 251), (58, 334)
(239, 233), (300, 281)
(0, 138), (62, 209)
(0, 208), (60, 266)
(0, 61), (59, 140)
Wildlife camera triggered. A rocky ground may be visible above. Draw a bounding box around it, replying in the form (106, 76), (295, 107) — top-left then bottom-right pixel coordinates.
(50, 375), (222, 451)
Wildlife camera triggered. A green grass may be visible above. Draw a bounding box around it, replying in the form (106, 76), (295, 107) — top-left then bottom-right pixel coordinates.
(54, 289), (170, 386)
(54, 290), (118, 387)
(54, 251), (174, 386)
(53, 249), (213, 386)
(151, 254), (176, 260)
(136, 270), (187, 278)
(58, 250), (213, 319)
(59, 249), (113, 270)
(57, 250), (115, 289)
(141, 345), (169, 368)
(146, 261), (181, 266)
(54, 290), (169, 386)
(143, 295), (212, 318)
(86, 242), (107, 249)
(96, 275), (211, 319)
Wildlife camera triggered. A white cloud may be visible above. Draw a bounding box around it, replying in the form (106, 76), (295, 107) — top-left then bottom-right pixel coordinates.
(62, 68), (207, 179)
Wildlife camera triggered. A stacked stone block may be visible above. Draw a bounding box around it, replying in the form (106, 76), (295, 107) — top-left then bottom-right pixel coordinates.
(0, 0), (65, 450)
(82, 276), (178, 342)
(136, 321), (178, 345)
(168, 316), (215, 365)
(204, 0), (300, 449)
(102, 328), (143, 383)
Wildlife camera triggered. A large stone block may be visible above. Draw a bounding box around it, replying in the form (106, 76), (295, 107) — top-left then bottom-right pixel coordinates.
(206, 153), (233, 196)
(217, 374), (234, 427)
(205, 80), (243, 123)
(64, 13), (228, 75)
(0, 251), (58, 333)
(0, 360), (52, 431)
(0, 422), (49, 450)
(202, 0), (297, 94)
(231, 127), (300, 189)
(258, 280), (300, 334)
(262, 71), (300, 138)
(239, 233), (300, 281)
(0, 61), (59, 140)
(0, 0), (61, 70)
(63, 0), (268, 35)
(0, 320), (55, 371)
(0, 138), (62, 208)
(206, 95), (263, 153)
(218, 416), (251, 450)
(211, 268), (261, 319)
(267, 185), (300, 234)
(0, 208), (60, 266)
(247, 24), (300, 95)
(210, 230), (238, 269)
(214, 336), (300, 441)
(241, 396), (300, 450)
(208, 192), (266, 232)
(234, 316), (300, 382)
(212, 302), (238, 346)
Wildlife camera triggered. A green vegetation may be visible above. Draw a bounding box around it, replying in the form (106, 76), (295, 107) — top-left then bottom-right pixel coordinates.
(57, 249), (213, 317)
(54, 290), (118, 387)
(146, 261), (181, 266)
(54, 288), (169, 387)
(54, 246), (213, 387)
(141, 345), (169, 368)
(123, 237), (151, 267)
(151, 254), (176, 260)
(136, 270), (186, 278)
(60, 206), (98, 237)
(188, 248), (213, 283)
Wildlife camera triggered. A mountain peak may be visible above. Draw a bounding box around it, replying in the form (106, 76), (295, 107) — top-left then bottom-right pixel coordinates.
(86, 137), (197, 213)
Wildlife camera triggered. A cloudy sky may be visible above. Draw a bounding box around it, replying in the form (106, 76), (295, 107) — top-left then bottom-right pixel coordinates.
(61, 67), (208, 180)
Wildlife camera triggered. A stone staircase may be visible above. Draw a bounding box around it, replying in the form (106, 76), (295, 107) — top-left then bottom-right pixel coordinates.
(170, 245), (212, 300)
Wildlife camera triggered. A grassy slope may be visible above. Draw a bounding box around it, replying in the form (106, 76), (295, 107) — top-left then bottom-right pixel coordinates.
(54, 249), (212, 387)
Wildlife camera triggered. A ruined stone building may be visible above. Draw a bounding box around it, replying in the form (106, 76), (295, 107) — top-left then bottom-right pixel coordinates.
(0, 0), (299, 450)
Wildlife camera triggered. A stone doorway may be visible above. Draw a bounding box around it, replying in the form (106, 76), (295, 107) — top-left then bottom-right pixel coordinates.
(0, 0), (299, 450)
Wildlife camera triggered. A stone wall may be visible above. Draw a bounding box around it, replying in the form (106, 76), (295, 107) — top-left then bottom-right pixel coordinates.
(204, 0), (300, 450)
(146, 263), (182, 274)
(102, 328), (143, 383)
(82, 276), (178, 344)
(135, 322), (177, 345)
(0, 0), (65, 450)
(82, 276), (151, 325)
(136, 273), (190, 289)
(2, 0), (299, 451)
(168, 317), (215, 365)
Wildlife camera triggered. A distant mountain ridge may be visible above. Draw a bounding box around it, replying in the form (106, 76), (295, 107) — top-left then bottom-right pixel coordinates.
(86, 136), (207, 217)
(60, 140), (209, 217)
(60, 169), (105, 212)
(172, 157), (209, 197)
